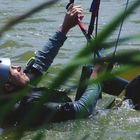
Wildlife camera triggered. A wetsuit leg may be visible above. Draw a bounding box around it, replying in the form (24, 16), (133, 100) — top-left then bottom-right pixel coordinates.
(125, 75), (140, 108)
(102, 77), (128, 96)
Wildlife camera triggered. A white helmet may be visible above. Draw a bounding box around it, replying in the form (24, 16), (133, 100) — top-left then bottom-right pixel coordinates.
(0, 58), (11, 86)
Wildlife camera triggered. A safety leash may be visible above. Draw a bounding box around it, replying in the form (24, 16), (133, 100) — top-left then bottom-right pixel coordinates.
(88, 0), (100, 37)
(107, 0), (130, 71)
(88, 0), (101, 58)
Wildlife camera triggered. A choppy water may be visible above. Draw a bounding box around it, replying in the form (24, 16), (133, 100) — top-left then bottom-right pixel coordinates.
(0, 0), (140, 140)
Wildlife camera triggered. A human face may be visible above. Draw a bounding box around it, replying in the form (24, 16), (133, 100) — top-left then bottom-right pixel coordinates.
(9, 65), (30, 86)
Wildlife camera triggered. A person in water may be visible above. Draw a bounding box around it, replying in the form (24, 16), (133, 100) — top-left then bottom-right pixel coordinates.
(0, 5), (102, 126)
(0, 4), (139, 127)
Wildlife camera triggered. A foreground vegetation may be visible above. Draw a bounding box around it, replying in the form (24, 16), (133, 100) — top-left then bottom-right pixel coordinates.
(0, 0), (140, 139)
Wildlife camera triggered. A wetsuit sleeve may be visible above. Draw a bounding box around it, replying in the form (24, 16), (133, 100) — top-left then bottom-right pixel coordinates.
(41, 82), (101, 122)
(73, 81), (102, 118)
(5, 83), (101, 124)
(24, 31), (67, 79)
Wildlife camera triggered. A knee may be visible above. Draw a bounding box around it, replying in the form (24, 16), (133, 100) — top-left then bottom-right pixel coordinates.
(125, 75), (140, 105)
